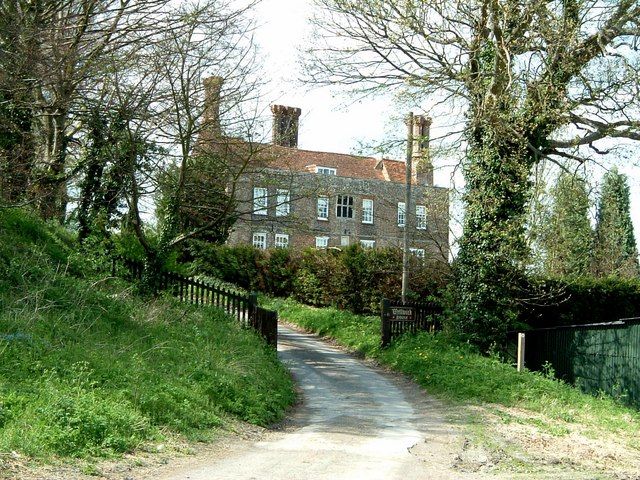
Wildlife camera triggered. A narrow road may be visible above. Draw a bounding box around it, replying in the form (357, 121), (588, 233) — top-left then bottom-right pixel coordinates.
(162, 325), (464, 480)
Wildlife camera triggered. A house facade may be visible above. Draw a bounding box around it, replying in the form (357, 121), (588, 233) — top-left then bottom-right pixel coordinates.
(224, 104), (450, 261)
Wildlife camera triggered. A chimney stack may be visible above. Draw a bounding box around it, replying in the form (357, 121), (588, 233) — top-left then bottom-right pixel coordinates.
(203, 76), (223, 137)
(271, 105), (301, 148)
(411, 115), (433, 186)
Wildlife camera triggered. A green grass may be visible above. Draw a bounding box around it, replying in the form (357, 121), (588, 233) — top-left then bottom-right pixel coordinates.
(267, 297), (640, 437)
(0, 209), (295, 459)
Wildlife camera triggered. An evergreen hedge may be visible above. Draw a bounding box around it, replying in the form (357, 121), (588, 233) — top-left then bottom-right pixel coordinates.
(190, 243), (451, 314)
(520, 277), (640, 329)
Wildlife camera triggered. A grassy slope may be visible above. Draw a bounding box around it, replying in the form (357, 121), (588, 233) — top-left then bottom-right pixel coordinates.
(267, 297), (640, 440)
(0, 209), (295, 459)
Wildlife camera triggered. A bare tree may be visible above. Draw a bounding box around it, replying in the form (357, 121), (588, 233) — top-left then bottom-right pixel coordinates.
(0, 0), (173, 219)
(304, 0), (640, 346)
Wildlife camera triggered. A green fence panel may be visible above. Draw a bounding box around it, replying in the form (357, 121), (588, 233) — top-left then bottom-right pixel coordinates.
(525, 319), (640, 408)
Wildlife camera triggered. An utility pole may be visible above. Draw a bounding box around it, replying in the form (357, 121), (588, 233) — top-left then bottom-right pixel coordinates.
(402, 112), (413, 303)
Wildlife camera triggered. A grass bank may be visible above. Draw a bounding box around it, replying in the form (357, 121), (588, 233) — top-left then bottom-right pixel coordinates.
(0, 209), (295, 459)
(267, 297), (640, 439)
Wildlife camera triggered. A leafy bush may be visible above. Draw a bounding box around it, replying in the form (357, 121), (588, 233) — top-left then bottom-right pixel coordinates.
(520, 277), (640, 328)
(191, 242), (263, 291)
(191, 243), (450, 313)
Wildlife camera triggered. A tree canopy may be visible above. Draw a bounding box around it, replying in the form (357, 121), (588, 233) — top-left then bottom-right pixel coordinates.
(305, 0), (640, 347)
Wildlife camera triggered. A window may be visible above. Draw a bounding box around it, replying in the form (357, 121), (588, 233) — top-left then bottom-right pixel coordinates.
(253, 187), (268, 215)
(362, 199), (374, 224)
(416, 205), (427, 230)
(336, 195), (354, 218)
(275, 233), (289, 248)
(316, 166), (337, 175)
(410, 248), (425, 258)
(317, 196), (329, 220)
(276, 189), (290, 217)
(397, 202), (406, 227)
(252, 232), (267, 250)
(360, 239), (375, 249)
(315, 236), (329, 249)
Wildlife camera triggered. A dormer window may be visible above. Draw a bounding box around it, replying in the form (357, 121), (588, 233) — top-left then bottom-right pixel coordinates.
(316, 166), (337, 175)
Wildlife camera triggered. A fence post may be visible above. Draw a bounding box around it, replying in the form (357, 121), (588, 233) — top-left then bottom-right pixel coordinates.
(517, 333), (526, 372)
(381, 298), (391, 348)
(248, 292), (258, 328)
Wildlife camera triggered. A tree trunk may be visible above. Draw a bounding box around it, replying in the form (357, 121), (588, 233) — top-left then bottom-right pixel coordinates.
(454, 121), (533, 350)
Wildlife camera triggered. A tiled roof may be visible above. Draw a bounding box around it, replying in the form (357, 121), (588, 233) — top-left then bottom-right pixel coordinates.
(196, 135), (410, 183)
(264, 145), (408, 183)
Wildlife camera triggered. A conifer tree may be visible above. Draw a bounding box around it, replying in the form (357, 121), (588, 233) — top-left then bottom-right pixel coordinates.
(542, 173), (592, 279)
(592, 168), (639, 278)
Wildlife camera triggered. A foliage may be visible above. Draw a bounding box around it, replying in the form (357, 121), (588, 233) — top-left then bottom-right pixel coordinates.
(0, 208), (295, 458)
(540, 172), (593, 279)
(454, 128), (532, 350)
(520, 277), (640, 329)
(191, 242), (264, 291)
(270, 297), (640, 436)
(304, 0), (640, 350)
(192, 244), (451, 313)
(592, 168), (639, 279)
(156, 153), (236, 246)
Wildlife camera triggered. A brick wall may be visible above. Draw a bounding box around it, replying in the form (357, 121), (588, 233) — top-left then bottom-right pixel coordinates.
(227, 169), (449, 261)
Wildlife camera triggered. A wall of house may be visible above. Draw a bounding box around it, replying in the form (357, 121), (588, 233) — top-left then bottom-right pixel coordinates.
(227, 169), (449, 260)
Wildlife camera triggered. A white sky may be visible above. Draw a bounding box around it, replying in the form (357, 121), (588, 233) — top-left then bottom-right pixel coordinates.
(250, 0), (640, 252)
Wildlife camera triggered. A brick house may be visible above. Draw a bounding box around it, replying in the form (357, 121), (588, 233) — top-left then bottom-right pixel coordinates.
(222, 104), (450, 261)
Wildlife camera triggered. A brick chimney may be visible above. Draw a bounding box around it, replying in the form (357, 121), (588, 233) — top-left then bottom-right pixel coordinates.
(203, 76), (223, 137)
(411, 115), (433, 186)
(271, 105), (301, 148)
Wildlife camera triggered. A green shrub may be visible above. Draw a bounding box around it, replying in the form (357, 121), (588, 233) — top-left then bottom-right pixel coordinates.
(260, 248), (297, 297)
(191, 243), (451, 314)
(520, 277), (640, 328)
(192, 242), (263, 290)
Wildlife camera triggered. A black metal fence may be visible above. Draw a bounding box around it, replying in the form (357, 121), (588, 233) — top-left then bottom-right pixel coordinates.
(112, 258), (278, 348)
(380, 298), (442, 347)
(523, 318), (640, 408)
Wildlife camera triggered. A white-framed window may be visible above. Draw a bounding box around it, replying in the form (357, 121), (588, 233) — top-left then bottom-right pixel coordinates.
(336, 195), (354, 218)
(397, 202), (406, 227)
(316, 166), (337, 175)
(253, 187), (268, 215)
(315, 236), (329, 249)
(252, 232), (267, 250)
(317, 196), (329, 220)
(410, 248), (425, 258)
(276, 189), (290, 217)
(416, 205), (427, 230)
(360, 239), (375, 249)
(362, 199), (374, 224)
(275, 233), (289, 248)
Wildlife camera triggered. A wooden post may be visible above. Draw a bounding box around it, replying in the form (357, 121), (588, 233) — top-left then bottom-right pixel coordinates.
(517, 333), (526, 372)
(249, 292), (258, 328)
(381, 298), (391, 348)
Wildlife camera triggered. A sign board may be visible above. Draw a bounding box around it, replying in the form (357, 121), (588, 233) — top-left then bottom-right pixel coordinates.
(388, 306), (414, 322)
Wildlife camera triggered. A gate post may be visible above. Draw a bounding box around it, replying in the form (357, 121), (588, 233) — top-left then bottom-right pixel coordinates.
(381, 298), (391, 348)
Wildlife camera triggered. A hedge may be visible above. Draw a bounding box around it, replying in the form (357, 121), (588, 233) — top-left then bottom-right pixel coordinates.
(191, 243), (451, 314)
(519, 277), (640, 329)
